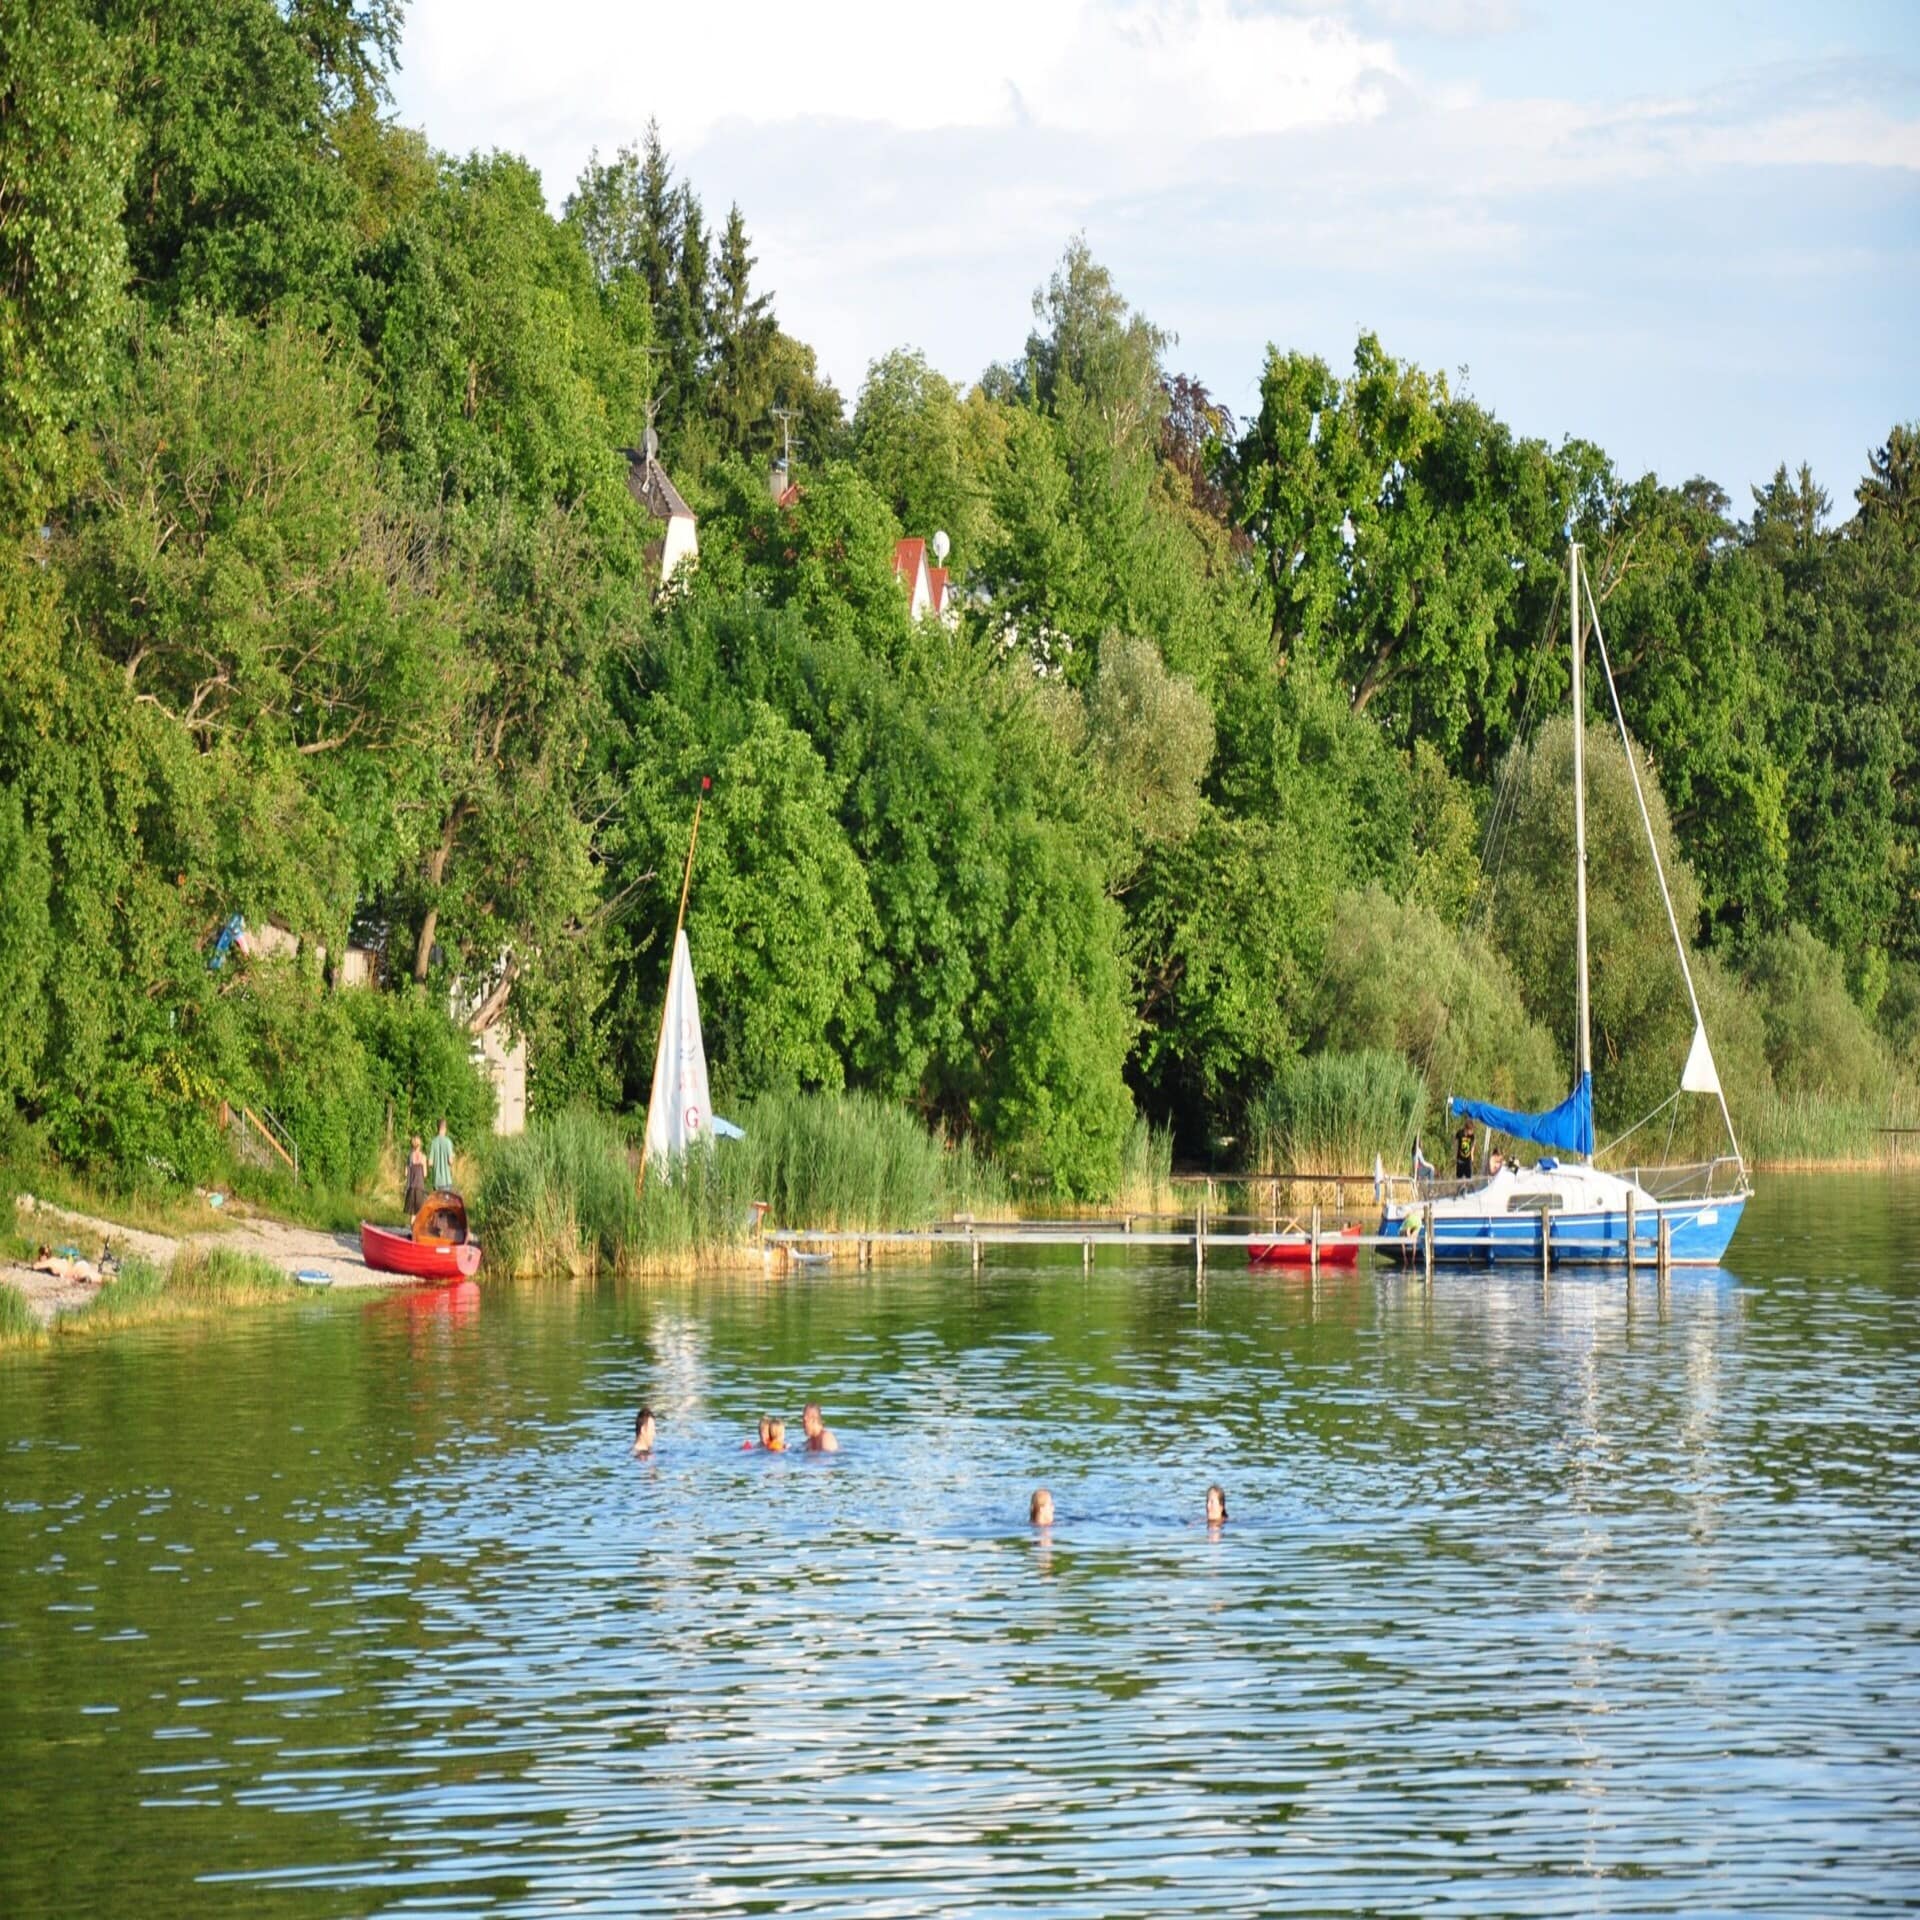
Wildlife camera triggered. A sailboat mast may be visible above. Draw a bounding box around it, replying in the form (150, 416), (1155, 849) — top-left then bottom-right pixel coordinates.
(1570, 541), (1594, 1131)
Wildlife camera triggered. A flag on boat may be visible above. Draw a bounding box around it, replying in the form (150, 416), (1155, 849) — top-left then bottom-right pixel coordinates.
(1449, 1071), (1594, 1159)
(645, 929), (712, 1166)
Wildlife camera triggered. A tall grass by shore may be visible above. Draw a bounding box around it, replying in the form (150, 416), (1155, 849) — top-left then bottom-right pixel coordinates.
(1740, 1085), (1920, 1168)
(475, 1093), (1008, 1277)
(1245, 1051), (1426, 1175)
(0, 1246), (298, 1350)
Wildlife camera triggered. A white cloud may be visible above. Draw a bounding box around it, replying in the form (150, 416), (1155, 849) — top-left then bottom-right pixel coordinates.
(390, 2), (1919, 494)
(407, 0), (1397, 157)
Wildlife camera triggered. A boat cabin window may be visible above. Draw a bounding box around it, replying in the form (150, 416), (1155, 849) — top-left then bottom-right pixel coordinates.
(1507, 1191), (1566, 1213)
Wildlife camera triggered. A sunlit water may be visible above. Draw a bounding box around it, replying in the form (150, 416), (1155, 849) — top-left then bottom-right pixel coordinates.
(3, 1173), (1918, 1915)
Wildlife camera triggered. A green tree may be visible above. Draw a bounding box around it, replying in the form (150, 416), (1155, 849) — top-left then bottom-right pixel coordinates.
(851, 347), (987, 567)
(0, 0), (130, 526)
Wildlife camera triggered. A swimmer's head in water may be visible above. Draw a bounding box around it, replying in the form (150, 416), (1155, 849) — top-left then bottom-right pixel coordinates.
(633, 1406), (656, 1453)
(765, 1417), (787, 1452)
(1030, 1488), (1054, 1526)
(1206, 1484), (1227, 1524)
(802, 1401), (823, 1436)
(756, 1414), (773, 1447)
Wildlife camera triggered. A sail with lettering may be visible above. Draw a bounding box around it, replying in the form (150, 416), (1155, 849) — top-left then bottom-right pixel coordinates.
(644, 929), (712, 1166)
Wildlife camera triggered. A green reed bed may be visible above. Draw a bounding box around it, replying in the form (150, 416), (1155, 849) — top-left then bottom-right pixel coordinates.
(1741, 1084), (1920, 1168)
(476, 1094), (1008, 1277)
(0, 1280), (40, 1348)
(1245, 1050), (1427, 1176)
(1113, 1115), (1175, 1214)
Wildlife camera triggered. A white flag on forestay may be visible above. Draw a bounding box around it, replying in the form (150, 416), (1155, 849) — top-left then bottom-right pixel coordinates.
(1680, 1018), (1722, 1097)
(645, 928), (712, 1167)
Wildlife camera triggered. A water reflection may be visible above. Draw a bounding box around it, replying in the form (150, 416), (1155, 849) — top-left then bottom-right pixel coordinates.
(0, 1174), (1917, 1916)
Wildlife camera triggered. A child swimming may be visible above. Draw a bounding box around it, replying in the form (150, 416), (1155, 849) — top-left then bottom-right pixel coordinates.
(1029, 1488), (1054, 1526)
(632, 1406), (657, 1455)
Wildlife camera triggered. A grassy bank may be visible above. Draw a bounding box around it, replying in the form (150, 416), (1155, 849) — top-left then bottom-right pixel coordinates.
(476, 1093), (1009, 1277)
(0, 1246), (302, 1351)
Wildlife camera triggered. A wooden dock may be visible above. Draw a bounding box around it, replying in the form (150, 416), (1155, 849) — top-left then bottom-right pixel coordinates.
(761, 1207), (1679, 1279)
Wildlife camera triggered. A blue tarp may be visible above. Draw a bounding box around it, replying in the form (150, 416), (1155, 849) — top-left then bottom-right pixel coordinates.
(1450, 1071), (1593, 1158)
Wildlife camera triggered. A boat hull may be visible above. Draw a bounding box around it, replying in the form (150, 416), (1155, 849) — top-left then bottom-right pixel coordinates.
(1381, 1192), (1746, 1268)
(1248, 1226), (1363, 1268)
(359, 1221), (482, 1281)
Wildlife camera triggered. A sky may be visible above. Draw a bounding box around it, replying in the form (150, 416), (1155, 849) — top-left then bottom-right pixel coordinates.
(391, 0), (1918, 503)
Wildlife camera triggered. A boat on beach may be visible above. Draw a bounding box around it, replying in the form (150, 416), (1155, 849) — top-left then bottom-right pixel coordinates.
(1378, 539), (1752, 1270)
(360, 1190), (482, 1280)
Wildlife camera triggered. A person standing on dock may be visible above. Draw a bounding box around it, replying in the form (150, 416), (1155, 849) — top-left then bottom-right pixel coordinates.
(428, 1118), (456, 1192)
(404, 1134), (427, 1215)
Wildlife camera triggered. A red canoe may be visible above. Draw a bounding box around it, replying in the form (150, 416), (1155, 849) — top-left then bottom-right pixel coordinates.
(360, 1190), (482, 1281)
(1248, 1224), (1363, 1269)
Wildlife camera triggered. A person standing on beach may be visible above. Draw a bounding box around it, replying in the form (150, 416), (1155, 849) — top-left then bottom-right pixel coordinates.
(404, 1134), (428, 1215)
(428, 1118), (455, 1192)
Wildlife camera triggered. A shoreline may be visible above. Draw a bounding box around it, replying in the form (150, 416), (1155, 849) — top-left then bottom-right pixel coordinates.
(6, 1160), (1914, 1339)
(5, 1191), (423, 1331)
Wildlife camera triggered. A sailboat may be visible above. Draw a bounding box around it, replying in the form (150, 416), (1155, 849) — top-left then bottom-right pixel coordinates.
(1377, 540), (1751, 1268)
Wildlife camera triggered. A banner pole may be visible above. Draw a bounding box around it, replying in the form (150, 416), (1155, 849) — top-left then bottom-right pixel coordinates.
(638, 779), (708, 1200)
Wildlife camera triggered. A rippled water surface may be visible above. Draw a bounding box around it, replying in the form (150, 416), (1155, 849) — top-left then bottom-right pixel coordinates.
(4, 1173), (1919, 1915)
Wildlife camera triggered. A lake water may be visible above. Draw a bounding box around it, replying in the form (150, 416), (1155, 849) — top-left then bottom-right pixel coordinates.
(3, 1172), (1917, 1915)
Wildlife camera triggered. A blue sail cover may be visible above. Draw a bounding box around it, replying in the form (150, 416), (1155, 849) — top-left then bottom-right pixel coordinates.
(1450, 1071), (1593, 1158)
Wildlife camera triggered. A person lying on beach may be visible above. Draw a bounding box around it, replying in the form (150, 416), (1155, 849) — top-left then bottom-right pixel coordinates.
(633, 1406), (657, 1456)
(1030, 1488), (1054, 1527)
(802, 1402), (838, 1452)
(1205, 1484), (1228, 1525)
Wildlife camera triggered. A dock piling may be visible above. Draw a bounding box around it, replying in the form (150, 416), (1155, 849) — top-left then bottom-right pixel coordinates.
(1310, 1204), (1321, 1275)
(1626, 1193), (1638, 1275)
(1657, 1213), (1671, 1280)
(1422, 1204), (1435, 1284)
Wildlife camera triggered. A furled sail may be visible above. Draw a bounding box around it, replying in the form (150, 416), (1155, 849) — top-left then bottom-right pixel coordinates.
(1450, 1071), (1594, 1158)
(644, 929), (712, 1166)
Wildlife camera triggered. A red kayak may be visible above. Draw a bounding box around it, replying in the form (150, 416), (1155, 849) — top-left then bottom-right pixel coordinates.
(1248, 1224), (1363, 1268)
(360, 1190), (482, 1281)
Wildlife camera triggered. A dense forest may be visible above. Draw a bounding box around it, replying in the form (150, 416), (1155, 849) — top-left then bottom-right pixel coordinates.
(3, 0), (1917, 1201)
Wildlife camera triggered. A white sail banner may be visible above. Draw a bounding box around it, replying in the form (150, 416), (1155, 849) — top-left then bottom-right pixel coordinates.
(1680, 1018), (1722, 1096)
(645, 929), (712, 1166)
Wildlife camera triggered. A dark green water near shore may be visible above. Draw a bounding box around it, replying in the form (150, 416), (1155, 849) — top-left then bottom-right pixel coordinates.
(3, 1172), (1917, 1915)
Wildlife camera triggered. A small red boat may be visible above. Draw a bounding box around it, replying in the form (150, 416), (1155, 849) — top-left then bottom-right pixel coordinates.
(360, 1191), (482, 1281)
(1248, 1223), (1363, 1268)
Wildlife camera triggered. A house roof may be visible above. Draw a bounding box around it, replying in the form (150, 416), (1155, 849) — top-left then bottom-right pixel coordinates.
(927, 566), (949, 613)
(623, 448), (694, 524)
(893, 537), (926, 583)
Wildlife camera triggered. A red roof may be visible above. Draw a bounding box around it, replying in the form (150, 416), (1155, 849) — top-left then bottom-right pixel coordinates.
(893, 537), (925, 583)
(927, 566), (949, 612)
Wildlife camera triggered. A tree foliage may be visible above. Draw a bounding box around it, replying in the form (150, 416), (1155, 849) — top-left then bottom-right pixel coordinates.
(0, 40), (1912, 1199)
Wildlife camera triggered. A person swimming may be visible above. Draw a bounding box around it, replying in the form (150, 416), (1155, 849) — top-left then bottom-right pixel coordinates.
(1030, 1488), (1055, 1527)
(1205, 1484), (1228, 1525)
(802, 1402), (838, 1452)
(633, 1406), (657, 1456)
(763, 1417), (788, 1453)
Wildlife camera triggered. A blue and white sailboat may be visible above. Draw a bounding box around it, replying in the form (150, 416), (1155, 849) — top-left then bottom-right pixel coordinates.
(1379, 540), (1751, 1268)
